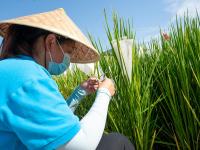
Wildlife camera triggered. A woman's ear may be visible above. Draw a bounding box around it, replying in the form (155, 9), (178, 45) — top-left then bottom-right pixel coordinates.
(44, 34), (57, 52)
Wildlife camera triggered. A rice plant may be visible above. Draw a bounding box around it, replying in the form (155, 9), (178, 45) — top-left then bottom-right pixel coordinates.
(88, 12), (162, 150)
(151, 15), (200, 149)
(54, 12), (200, 149)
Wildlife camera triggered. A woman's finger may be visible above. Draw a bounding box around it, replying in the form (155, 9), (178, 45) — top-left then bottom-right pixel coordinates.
(89, 78), (98, 82)
(88, 76), (97, 80)
(88, 80), (99, 85)
(93, 84), (99, 88)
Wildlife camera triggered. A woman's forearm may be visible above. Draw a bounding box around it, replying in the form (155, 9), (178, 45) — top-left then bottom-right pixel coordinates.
(57, 88), (111, 150)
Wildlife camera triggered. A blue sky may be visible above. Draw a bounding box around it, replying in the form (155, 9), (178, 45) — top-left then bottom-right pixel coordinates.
(0, 0), (199, 48)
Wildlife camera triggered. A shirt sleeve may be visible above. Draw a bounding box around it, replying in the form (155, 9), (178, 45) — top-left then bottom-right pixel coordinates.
(66, 86), (87, 112)
(5, 78), (80, 150)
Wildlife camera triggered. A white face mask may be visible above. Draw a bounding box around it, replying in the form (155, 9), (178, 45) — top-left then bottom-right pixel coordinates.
(47, 40), (70, 75)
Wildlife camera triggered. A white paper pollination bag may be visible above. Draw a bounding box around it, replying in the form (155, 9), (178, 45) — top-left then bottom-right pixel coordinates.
(112, 38), (133, 81)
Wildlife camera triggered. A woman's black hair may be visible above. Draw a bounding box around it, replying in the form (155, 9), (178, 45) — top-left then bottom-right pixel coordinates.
(0, 24), (67, 59)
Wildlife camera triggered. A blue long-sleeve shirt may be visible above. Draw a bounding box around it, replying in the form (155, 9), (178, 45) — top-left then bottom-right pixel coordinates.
(0, 55), (83, 150)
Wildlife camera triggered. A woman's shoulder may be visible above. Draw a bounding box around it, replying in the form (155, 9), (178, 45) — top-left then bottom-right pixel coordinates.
(0, 57), (52, 91)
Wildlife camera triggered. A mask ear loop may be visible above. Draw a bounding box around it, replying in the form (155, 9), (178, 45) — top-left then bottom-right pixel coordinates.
(56, 39), (65, 55)
(48, 50), (53, 61)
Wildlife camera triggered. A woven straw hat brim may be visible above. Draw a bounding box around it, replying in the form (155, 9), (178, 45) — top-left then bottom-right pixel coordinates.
(0, 8), (100, 63)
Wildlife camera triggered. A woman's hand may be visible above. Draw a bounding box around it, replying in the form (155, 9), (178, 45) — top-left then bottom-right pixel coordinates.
(99, 78), (115, 96)
(80, 77), (99, 95)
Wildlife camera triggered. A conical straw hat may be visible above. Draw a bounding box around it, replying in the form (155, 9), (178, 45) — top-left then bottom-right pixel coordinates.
(0, 8), (99, 63)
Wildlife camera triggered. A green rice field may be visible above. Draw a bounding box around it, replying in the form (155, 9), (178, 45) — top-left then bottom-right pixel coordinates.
(54, 13), (200, 150)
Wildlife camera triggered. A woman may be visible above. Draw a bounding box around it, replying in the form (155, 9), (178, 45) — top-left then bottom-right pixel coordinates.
(0, 8), (134, 150)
